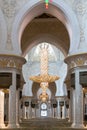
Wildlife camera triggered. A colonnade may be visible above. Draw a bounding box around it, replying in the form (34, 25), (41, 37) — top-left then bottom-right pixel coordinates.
(20, 96), (69, 120)
(0, 54), (87, 129)
(65, 53), (87, 128)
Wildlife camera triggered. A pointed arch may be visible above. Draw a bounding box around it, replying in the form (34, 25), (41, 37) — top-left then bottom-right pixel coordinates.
(12, 0), (80, 55)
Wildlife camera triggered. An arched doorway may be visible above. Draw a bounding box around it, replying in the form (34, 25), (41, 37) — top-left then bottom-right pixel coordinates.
(11, 0), (81, 127)
(21, 42), (68, 120)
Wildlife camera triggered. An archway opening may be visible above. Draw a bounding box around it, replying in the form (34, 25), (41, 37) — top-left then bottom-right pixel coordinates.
(21, 13), (69, 57)
(22, 42), (68, 119)
(12, 0), (80, 55)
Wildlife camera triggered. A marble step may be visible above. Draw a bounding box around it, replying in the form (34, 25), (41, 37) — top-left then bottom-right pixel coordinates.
(0, 128), (87, 130)
(20, 118), (71, 128)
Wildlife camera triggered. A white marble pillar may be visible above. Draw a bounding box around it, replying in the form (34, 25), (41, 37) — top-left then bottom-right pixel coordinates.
(36, 103), (40, 118)
(8, 71), (17, 128)
(53, 107), (54, 118)
(23, 105), (26, 119)
(54, 108), (57, 118)
(57, 99), (61, 119)
(62, 101), (66, 119)
(47, 103), (52, 117)
(28, 99), (32, 119)
(32, 108), (36, 118)
(66, 108), (69, 119)
(0, 91), (5, 128)
(69, 87), (73, 122)
(19, 101), (22, 121)
(72, 69), (84, 128)
(16, 89), (19, 127)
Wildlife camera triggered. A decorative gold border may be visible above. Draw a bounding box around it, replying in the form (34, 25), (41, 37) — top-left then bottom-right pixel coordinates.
(65, 53), (87, 70)
(0, 54), (26, 70)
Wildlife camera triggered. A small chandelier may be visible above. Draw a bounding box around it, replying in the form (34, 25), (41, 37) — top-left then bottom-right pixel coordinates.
(39, 92), (49, 102)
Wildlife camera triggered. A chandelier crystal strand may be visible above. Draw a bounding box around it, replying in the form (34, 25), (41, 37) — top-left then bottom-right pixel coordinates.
(40, 44), (49, 99)
(40, 44), (48, 75)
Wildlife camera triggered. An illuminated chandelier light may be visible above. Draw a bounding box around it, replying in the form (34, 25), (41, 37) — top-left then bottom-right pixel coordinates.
(30, 43), (59, 83)
(40, 0), (53, 9)
(40, 82), (48, 92)
(39, 92), (49, 102)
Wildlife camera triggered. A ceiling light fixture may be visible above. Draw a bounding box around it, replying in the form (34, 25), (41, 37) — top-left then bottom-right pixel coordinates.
(30, 43), (59, 102)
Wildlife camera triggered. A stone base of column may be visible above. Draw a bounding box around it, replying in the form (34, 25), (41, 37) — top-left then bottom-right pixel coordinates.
(72, 123), (84, 128)
(8, 123), (19, 128)
(62, 117), (66, 119)
(16, 123), (20, 128)
(0, 124), (6, 128)
(57, 117), (61, 119)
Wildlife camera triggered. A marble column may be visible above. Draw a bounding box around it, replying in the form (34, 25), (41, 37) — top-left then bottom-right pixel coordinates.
(0, 91), (5, 128)
(32, 108), (36, 118)
(36, 103), (40, 118)
(69, 87), (73, 122)
(28, 98), (32, 119)
(52, 108), (55, 118)
(72, 69), (84, 128)
(47, 102), (51, 117)
(23, 104), (26, 119)
(8, 71), (17, 128)
(16, 89), (19, 127)
(62, 101), (66, 119)
(19, 100), (22, 121)
(56, 99), (61, 119)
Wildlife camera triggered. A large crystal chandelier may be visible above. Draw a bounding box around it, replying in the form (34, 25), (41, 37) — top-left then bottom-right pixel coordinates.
(29, 43), (59, 102)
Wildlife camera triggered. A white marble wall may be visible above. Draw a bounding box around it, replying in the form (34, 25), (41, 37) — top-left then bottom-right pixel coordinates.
(0, 0), (85, 55)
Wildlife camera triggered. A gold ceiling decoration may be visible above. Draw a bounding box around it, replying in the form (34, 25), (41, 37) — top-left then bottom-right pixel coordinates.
(30, 74), (59, 83)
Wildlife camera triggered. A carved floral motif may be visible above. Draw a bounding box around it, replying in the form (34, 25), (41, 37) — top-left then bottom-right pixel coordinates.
(72, 1), (87, 52)
(75, 2), (87, 15)
(2, 0), (17, 18)
(73, 0), (87, 15)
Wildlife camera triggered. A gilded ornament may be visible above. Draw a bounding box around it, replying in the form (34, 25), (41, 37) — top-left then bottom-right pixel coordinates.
(65, 53), (87, 70)
(0, 55), (26, 70)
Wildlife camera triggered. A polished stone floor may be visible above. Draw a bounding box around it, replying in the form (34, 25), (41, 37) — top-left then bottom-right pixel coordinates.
(1, 118), (87, 130)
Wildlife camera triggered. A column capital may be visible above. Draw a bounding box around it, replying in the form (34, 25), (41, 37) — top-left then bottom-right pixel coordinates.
(0, 54), (26, 70)
(65, 53), (87, 70)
